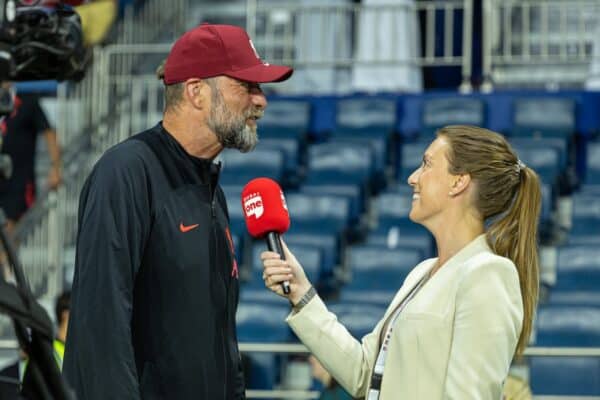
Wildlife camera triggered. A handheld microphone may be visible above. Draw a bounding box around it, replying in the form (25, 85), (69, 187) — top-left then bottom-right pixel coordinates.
(241, 177), (291, 294)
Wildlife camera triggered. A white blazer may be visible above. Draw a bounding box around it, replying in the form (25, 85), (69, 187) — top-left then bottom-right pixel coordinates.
(287, 234), (523, 399)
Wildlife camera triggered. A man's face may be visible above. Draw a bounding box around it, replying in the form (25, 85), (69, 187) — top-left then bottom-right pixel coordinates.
(206, 77), (267, 153)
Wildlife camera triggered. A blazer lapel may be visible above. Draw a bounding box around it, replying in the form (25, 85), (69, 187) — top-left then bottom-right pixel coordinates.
(382, 259), (436, 320)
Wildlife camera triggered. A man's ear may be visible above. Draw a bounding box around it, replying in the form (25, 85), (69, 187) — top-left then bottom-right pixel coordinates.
(448, 173), (471, 197)
(183, 78), (206, 109)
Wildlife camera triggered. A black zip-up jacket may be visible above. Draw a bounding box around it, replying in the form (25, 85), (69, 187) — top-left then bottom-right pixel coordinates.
(63, 124), (245, 399)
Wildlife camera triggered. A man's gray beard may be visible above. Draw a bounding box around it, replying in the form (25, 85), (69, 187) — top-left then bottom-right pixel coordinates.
(207, 93), (258, 153)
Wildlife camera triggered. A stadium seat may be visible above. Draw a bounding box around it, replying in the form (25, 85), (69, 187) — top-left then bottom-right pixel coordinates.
(259, 99), (311, 139)
(236, 302), (291, 390)
(509, 144), (561, 185)
(335, 97), (397, 134)
(570, 193), (600, 237)
(398, 141), (429, 182)
(299, 183), (364, 227)
(285, 192), (352, 236)
(512, 97), (576, 139)
(325, 302), (387, 339)
(530, 356), (600, 396)
(508, 137), (568, 175)
(345, 245), (422, 291)
(547, 290), (600, 307)
(421, 97), (485, 139)
(333, 97), (398, 189)
(555, 246), (600, 291)
(284, 232), (339, 277)
(258, 138), (301, 184)
(366, 227), (434, 259)
(586, 142), (600, 185)
(305, 141), (375, 189)
(338, 289), (396, 308)
(249, 242), (323, 287)
(536, 305), (600, 346)
(580, 184), (600, 195)
(239, 286), (290, 305)
(220, 148), (285, 185)
(375, 187), (414, 222)
(537, 183), (555, 238)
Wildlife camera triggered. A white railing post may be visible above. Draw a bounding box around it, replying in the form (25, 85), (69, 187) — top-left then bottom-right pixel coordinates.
(460, 0), (474, 93)
(481, 0), (494, 92)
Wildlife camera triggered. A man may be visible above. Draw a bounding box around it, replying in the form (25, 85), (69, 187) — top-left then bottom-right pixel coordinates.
(0, 87), (62, 233)
(53, 290), (70, 368)
(63, 24), (292, 399)
(0, 290), (71, 399)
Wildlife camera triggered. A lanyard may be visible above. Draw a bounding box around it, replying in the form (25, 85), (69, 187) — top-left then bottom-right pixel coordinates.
(367, 272), (430, 400)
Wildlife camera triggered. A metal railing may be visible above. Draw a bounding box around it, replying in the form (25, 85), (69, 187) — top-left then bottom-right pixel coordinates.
(246, 0), (474, 92)
(482, 0), (600, 90)
(1, 340), (599, 399)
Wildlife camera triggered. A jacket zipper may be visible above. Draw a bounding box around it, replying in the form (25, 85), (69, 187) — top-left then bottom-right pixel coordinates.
(209, 164), (231, 398)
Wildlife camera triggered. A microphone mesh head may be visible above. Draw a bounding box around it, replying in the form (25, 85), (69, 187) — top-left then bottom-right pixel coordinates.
(241, 177), (290, 238)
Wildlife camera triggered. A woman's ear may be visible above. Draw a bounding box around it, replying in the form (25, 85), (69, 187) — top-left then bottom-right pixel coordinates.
(449, 173), (471, 197)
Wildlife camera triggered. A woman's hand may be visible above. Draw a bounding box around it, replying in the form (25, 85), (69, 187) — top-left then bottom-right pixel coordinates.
(261, 239), (313, 305)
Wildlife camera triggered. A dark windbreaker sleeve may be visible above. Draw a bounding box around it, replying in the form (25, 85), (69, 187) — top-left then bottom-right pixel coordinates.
(235, 356), (246, 399)
(63, 144), (151, 400)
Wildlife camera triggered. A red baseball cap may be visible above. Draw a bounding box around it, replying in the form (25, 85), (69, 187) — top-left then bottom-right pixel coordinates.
(164, 24), (293, 84)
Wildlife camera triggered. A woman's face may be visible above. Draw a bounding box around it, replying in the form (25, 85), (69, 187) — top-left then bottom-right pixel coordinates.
(407, 136), (456, 227)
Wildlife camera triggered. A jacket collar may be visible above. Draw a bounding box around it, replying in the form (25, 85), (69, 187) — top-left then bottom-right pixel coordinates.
(385, 234), (490, 316)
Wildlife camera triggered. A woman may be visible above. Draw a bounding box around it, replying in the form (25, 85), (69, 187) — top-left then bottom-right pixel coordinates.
(261, 125), (541, 399)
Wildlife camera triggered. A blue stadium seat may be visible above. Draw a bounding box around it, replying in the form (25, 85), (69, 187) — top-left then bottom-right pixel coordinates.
(299, 183), (364, 226)
(366, 227), (434, 259)
(536, 305), (600, 346)
(335, 97), (397, 134)
(338, 289), (396, 308)
(530, 356), (600, 396)
(555, 246), (600, 291)
(586, 142), (600, 185)
(421, 97), (485, 139)
(376, 190), (413, 220)
(258, 138), (301, 182)
(236, 302), (291, 390)
(548, 290), (600, 307)
(220, 148), (285, 185)
(539, 183), (554, 232)
(570, 193), (600, 237)
(285, 193), (352, 236)
(239, 288), (291, 309)
(509, 137), (568, 174)
(284, 232), (339, 276)
(259, 99), (311, 139)
(305, 141), (375, 188)
(398, 141), (429, 182)
(512, 97), (576, 139)
(509, 144), (561, 185)
(250, 242), (323, 287)
(333, 97), (397, 188)
(373, 216), (430, 242)
(325, 302), (387, 339)
(580, 184), (600, 195)
(345, 245), (422, 291)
